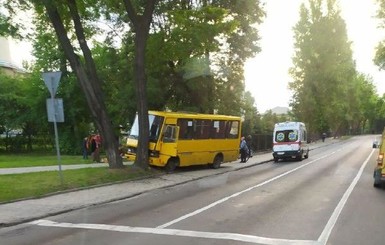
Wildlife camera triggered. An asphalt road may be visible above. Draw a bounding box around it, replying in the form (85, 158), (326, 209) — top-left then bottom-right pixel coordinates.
(1, 135), (384, 245)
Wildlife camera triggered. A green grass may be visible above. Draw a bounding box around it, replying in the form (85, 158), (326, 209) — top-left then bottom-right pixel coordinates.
(0, 166), (158, 203)
(0, 154), (98, 168)
(0, 153), (160, 203)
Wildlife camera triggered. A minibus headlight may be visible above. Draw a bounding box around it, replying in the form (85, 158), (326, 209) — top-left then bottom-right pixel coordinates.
(149, 150), (160, 157)
(377, 153), (384, 166)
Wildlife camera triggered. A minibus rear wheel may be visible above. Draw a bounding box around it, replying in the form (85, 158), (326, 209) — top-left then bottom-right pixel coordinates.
(211, 154), (223, 169)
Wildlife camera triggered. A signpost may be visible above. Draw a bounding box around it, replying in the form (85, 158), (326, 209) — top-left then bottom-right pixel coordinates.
(43, 71), (64, 184)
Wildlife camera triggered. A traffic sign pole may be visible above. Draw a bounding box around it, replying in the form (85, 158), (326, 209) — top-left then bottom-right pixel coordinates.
(43, 72), (63, 185)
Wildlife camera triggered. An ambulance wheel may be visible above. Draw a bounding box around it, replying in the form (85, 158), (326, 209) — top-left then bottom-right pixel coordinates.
(297, 152), (303, 161)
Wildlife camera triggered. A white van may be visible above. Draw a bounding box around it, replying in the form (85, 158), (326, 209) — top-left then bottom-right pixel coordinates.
(272, 121), (309, 162)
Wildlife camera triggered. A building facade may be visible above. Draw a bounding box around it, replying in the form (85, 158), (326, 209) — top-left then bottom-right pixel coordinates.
(0, 37), (25, 76)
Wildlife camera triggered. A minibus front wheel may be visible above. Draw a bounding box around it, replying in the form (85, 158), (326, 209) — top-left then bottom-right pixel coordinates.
(373, 169), (382, 188)
(165, 158), (179, 173)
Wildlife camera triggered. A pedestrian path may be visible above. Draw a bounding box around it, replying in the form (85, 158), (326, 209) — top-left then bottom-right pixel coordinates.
(0, 162), (133, 175)
(0, 139), (338, 227)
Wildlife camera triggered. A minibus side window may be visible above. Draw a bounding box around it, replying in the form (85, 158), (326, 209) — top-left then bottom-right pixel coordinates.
(162, 125), (177, 143)
(226, 121), (240, 139)
(194, 119), (211, 139)
(177, 119), (193, 140)
(211, 120), (226, 139)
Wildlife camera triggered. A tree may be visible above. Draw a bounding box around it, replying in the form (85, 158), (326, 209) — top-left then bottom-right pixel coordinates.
(145, 1), (265, 115)
(39, 0), (123, 168)
(3, 0), (265, 169)
(241, 91), (260, 136)
(375, 0), (385, 70)
(0, 10), (20, 37)
(121, 0), (158, 169)
(289, 0), (356, 137)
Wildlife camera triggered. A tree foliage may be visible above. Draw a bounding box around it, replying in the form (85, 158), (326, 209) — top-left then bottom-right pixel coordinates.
(289, 0), (378, 137)
(1, 0), (265, 165)
(375, 0), (385, 70)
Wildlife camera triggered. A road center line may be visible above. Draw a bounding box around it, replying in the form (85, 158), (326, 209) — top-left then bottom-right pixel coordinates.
(317, 149), (375, 245)
(157, 150), (341, 229)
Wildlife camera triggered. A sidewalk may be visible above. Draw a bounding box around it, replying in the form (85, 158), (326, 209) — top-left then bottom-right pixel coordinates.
(0, 139), (338, 227)
(0, 162), (133, 175)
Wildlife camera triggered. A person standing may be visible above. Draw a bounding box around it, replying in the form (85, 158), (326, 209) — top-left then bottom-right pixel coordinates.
(246, 134), (253, 158)
(322, 132), (326, 142)
(90, 135), (99, 162)
(92, 134), (101, 162)
(82, 136), (89, 159)
(239, 136), (248, 163)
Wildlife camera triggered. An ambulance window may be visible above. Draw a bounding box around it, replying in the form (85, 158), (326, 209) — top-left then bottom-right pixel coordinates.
(276, 131), (285, 142)
(275, 130), (298, 142)
(287, 130), (298, 142)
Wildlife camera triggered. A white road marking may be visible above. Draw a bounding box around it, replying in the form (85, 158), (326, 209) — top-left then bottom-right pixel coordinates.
(157, 150), (339, 229)
(30, 219), (316, 245)
(317, 149), (375, 245)
(29, 148), (372, 245)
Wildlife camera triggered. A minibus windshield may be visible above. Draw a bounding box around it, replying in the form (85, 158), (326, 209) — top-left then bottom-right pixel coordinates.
(128, 114), (164, 142)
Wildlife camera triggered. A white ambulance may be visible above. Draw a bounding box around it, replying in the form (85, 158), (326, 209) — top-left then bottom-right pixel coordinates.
(272, 121), (309, 162)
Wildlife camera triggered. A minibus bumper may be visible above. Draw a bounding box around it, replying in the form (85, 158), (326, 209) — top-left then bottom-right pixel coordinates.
(125, 153), (136, 162)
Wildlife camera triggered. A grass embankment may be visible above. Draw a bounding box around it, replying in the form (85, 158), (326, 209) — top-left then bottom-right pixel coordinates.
(0, 154), (93, 168)
(0, 154), (157, 203)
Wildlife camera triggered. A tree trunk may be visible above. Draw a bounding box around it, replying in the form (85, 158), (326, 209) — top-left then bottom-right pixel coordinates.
(133, 29), (150, 169)
(123, 0), (158, 170)
(42, 0), (123, 168)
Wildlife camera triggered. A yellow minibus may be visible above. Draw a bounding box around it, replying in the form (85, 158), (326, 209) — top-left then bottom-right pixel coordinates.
(374, 128), (385, 188)
(125, 111), (241, 172)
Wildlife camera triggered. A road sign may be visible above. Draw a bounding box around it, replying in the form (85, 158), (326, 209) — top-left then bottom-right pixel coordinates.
(46, 98), (64, 122)
(42, 71), (62, 97)
(42, 71), (64, 184)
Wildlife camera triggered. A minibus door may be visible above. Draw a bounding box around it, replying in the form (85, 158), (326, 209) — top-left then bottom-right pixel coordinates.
(160, 125), (179, 157)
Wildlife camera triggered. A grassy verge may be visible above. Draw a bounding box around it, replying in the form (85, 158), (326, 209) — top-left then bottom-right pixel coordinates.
(0, 166), (158, 203)
(0, 154), (104, 168)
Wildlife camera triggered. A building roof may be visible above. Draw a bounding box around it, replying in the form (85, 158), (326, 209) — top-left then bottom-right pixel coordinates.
(0, 60), (26, 74)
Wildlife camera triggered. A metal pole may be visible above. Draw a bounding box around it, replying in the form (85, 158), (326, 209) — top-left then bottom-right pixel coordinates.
(51, 78), (63, 185)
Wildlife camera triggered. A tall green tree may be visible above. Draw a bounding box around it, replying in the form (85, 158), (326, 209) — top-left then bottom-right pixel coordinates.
(373, 0), (385, 133)
(289, 0), (356, 137)
(37, 0), (123, 168)
(3, 0), (265, 168)
(121, 0), (158, 169)
(375, 0), (385, 70)
(146, 0), (265, 115)
(241, 91), (260, 136)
